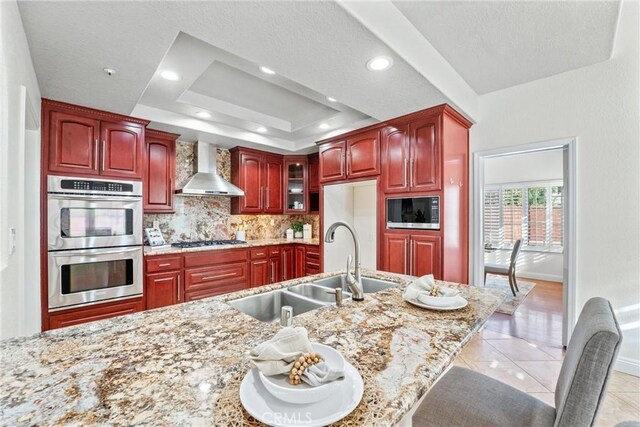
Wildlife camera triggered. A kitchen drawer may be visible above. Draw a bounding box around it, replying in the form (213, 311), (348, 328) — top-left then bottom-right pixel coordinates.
(145, 256), (181, 273)
(48, 297), (144, 330)
(269, 246), (281, 258)
(305, 247), (320, 259)
(250, 247), (269, 260)
(184, 249), (247, 268)
(185, 262), (248, 292)
(184, 282), (245, 302)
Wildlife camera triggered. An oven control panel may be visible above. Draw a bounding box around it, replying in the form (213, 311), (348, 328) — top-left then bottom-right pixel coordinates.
(60, 179), (134, 193)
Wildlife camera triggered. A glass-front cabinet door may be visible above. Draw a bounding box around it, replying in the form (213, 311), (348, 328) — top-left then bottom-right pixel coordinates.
(284, 157), (308, 214)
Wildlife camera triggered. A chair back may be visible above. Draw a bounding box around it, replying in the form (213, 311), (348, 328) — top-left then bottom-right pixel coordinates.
(554, 297), (622, 427)
(509, 239), (522, 269)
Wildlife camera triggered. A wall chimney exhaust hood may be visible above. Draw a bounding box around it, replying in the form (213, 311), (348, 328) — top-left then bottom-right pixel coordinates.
(175, 141), (244, 196)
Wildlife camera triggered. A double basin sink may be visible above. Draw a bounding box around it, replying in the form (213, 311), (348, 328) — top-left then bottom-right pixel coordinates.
(228, 274), (397, 323)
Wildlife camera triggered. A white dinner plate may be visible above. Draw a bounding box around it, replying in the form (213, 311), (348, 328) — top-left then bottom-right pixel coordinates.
(405, 296), (468, 311)
(240, 362), (363, 427)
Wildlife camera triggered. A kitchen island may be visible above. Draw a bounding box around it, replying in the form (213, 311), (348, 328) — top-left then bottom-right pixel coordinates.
(1, 270), (504, 426)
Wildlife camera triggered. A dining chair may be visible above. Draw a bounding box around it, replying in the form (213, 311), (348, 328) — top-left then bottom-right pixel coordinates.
(484, 239), (522, 296)
(412, 297), (622, 427)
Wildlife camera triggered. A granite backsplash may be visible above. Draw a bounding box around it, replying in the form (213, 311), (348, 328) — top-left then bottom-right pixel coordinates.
(144, 141), (320, 242)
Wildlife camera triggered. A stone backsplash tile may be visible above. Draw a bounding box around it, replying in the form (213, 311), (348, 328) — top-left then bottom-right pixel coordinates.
(144, 141), (319, 242)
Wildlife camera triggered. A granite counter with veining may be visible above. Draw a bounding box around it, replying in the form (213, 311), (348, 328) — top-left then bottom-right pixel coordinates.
(144, 238), (320, 257)
(0, 270), (504, 426)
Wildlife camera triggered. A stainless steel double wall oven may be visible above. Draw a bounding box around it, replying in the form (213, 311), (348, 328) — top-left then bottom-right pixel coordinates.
(47, 176), (143, 310)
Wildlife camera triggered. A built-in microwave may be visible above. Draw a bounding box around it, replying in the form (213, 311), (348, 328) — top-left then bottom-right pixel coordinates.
(386, 196), (440, 230)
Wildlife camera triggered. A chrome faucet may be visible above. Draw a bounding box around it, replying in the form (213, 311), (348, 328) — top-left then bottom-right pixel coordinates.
(324, 221), (364, 301)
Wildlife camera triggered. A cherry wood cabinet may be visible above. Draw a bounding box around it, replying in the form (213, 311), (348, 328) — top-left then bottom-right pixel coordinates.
(382, 232), (441, 278)
(231, 148), (283, 214)
(283, 156), (308, 214)
(144, 129), (178, 213)
(346, 129), (380, 179)
(294, 245), (306, 278)
(409, 116), (440, 192)
(282, 245), (295, 281)
(42, 99), (149, 180)
(48, 298), (144, 330)
(250, 259), (269, 287)
(319, 140), (346, 183)
(184, 249), (248, 300)
(307, 153), (320, 192)
(381, 124), (410, 193)
(146, 271), (180, 309)
(304, 246), (321, 275)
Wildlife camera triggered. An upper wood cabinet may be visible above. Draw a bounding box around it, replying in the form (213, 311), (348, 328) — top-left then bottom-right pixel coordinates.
(381, 115), (440, 193)
(318, 129), (380, 184)
(231, 147), (283, 214)
(144, 129), (178, 213)
(307, 153), (320, 193)
(284, 156), (308, 214)
(42, 99), (149, 180)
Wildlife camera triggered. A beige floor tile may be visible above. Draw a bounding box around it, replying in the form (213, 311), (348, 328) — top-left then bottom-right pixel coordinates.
(607, 371), (640, 393)
(613, 393), (640, 411)
(478, 328), (514, 340)
(595, 392), (640, 426)
(459, 336), (510, 363)
(528, 392), (555, 407)
(537, 344), (565, 360)
(486, 338), (555, 361)
(515, 360), (563, 392)
(470, 360), (548, 393)
(451, 357), (473, 369)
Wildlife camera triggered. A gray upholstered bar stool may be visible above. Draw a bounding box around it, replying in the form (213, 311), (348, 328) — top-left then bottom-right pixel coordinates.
(484, 239), (522, 296)
(413, 297), (622, 427)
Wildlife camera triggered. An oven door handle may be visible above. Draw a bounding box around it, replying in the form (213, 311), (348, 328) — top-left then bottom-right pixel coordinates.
(48, 193), (142, 202)
(49, 247), (142, 257)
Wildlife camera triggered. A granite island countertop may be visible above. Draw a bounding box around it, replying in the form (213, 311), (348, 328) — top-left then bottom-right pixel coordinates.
(144, 237), (320, 256)
(0, 270), (504, 426)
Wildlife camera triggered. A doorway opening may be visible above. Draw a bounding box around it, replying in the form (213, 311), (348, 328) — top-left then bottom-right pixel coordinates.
(472, 138), (576, 347)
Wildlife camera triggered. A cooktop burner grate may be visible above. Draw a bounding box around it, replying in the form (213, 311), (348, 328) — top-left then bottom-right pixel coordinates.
(170, 240), (247, 249)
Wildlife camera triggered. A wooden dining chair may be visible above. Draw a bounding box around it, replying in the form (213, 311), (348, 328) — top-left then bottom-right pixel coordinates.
(413, 297), (622, 427)
(484, 239), (522, 296)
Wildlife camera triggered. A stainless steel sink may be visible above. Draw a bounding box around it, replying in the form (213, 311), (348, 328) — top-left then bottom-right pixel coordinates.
(288, 283), (352, 303)
(228, 290), (324, 323)
(312, 274), (398, 293)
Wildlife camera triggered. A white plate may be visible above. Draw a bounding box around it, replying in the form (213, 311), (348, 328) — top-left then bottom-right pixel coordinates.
(406, 296), (468, 311)
(240, 362), (363, 427)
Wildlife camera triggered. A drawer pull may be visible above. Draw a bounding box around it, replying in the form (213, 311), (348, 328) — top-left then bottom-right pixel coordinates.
(202, 272), (237, 281)
(155, 277), (173, 283)
(158, 263), (172, 267)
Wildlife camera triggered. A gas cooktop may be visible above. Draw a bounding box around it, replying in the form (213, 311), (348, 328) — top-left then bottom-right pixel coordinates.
(171, 239), (247, 249)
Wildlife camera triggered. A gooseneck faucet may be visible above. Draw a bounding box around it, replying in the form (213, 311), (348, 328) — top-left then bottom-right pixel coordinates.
(324, 221), (364, 301)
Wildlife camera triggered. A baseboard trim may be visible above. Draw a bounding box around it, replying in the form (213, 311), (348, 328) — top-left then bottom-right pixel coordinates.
(516, 272), (563, 283)
(615, 356), (640, 377)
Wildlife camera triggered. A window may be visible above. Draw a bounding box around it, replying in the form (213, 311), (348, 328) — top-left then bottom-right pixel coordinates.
(484, 181), (564, 252)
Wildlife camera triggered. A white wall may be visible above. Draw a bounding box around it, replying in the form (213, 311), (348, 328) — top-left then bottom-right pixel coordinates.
(323, 181), (377, 272)
(484, 150), (563, 185)
(0, 1), (42, 338)
(471, 1), (639, 374)
(484, 149), (564, 281)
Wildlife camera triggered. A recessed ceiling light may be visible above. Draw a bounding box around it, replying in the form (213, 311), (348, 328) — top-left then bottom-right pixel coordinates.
(319, 123), (330, 130)
(366, 56), (393, 71)
(103, 67), (116, 76)
(196, 111), (211, 119)
(259, 66), (276, 75)
(326, 96), (337, 102)
(256, 126), (267, 133)
(160, 70), (180, 81)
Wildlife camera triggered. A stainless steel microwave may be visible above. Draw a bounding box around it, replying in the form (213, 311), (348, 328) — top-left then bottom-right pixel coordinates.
(386, 196), (440, 230)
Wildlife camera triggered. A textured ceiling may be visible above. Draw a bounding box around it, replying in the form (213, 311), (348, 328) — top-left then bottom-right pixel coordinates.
(392, 0), (621, 94)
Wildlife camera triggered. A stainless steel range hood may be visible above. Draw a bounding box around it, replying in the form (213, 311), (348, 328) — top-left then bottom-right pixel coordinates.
(175, 141), (244, 196)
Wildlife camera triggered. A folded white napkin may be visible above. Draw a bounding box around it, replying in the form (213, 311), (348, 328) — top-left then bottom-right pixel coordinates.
(300, 361), (345, 387)
(249, 327), (313, 376)
(403, 274), (462, 307)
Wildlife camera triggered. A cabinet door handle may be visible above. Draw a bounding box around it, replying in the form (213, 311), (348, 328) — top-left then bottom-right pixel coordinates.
(94, 139), (99, 169)
(409, 239), (413, 275)
(266, 187), (270, 208)
(404, 239), (409, 274)
(404, 158), (409, 188)
(158, 263), (172, 267)
(283, 256), (287, 281)
(102, 140), (106, 171)
(409, 158), (414, 189)
(155, 277), (173, 283)
(346, 151), (350, 176)
(202, 272), (236, 281)
(260, 187), (264, 209)
(177, 275), (181, 302)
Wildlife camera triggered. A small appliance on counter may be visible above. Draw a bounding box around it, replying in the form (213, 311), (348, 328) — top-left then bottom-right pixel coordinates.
(145, 227), (166, 247)
(303, 223), (312, 239)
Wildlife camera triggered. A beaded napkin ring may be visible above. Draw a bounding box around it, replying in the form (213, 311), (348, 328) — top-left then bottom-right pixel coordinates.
(288, 353), (323, 385)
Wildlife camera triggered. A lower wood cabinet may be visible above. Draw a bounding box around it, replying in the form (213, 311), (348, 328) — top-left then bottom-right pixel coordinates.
(146, 271), (181, 309)
(382, 232), (441, 279)
(250, 259), (269, 287)
(282, 245), (295, 281)
(48, 298), (144, 330)
(185, 262), (247, 299)
(304, 246), (321, 275)
(294, 245), (306, 278)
